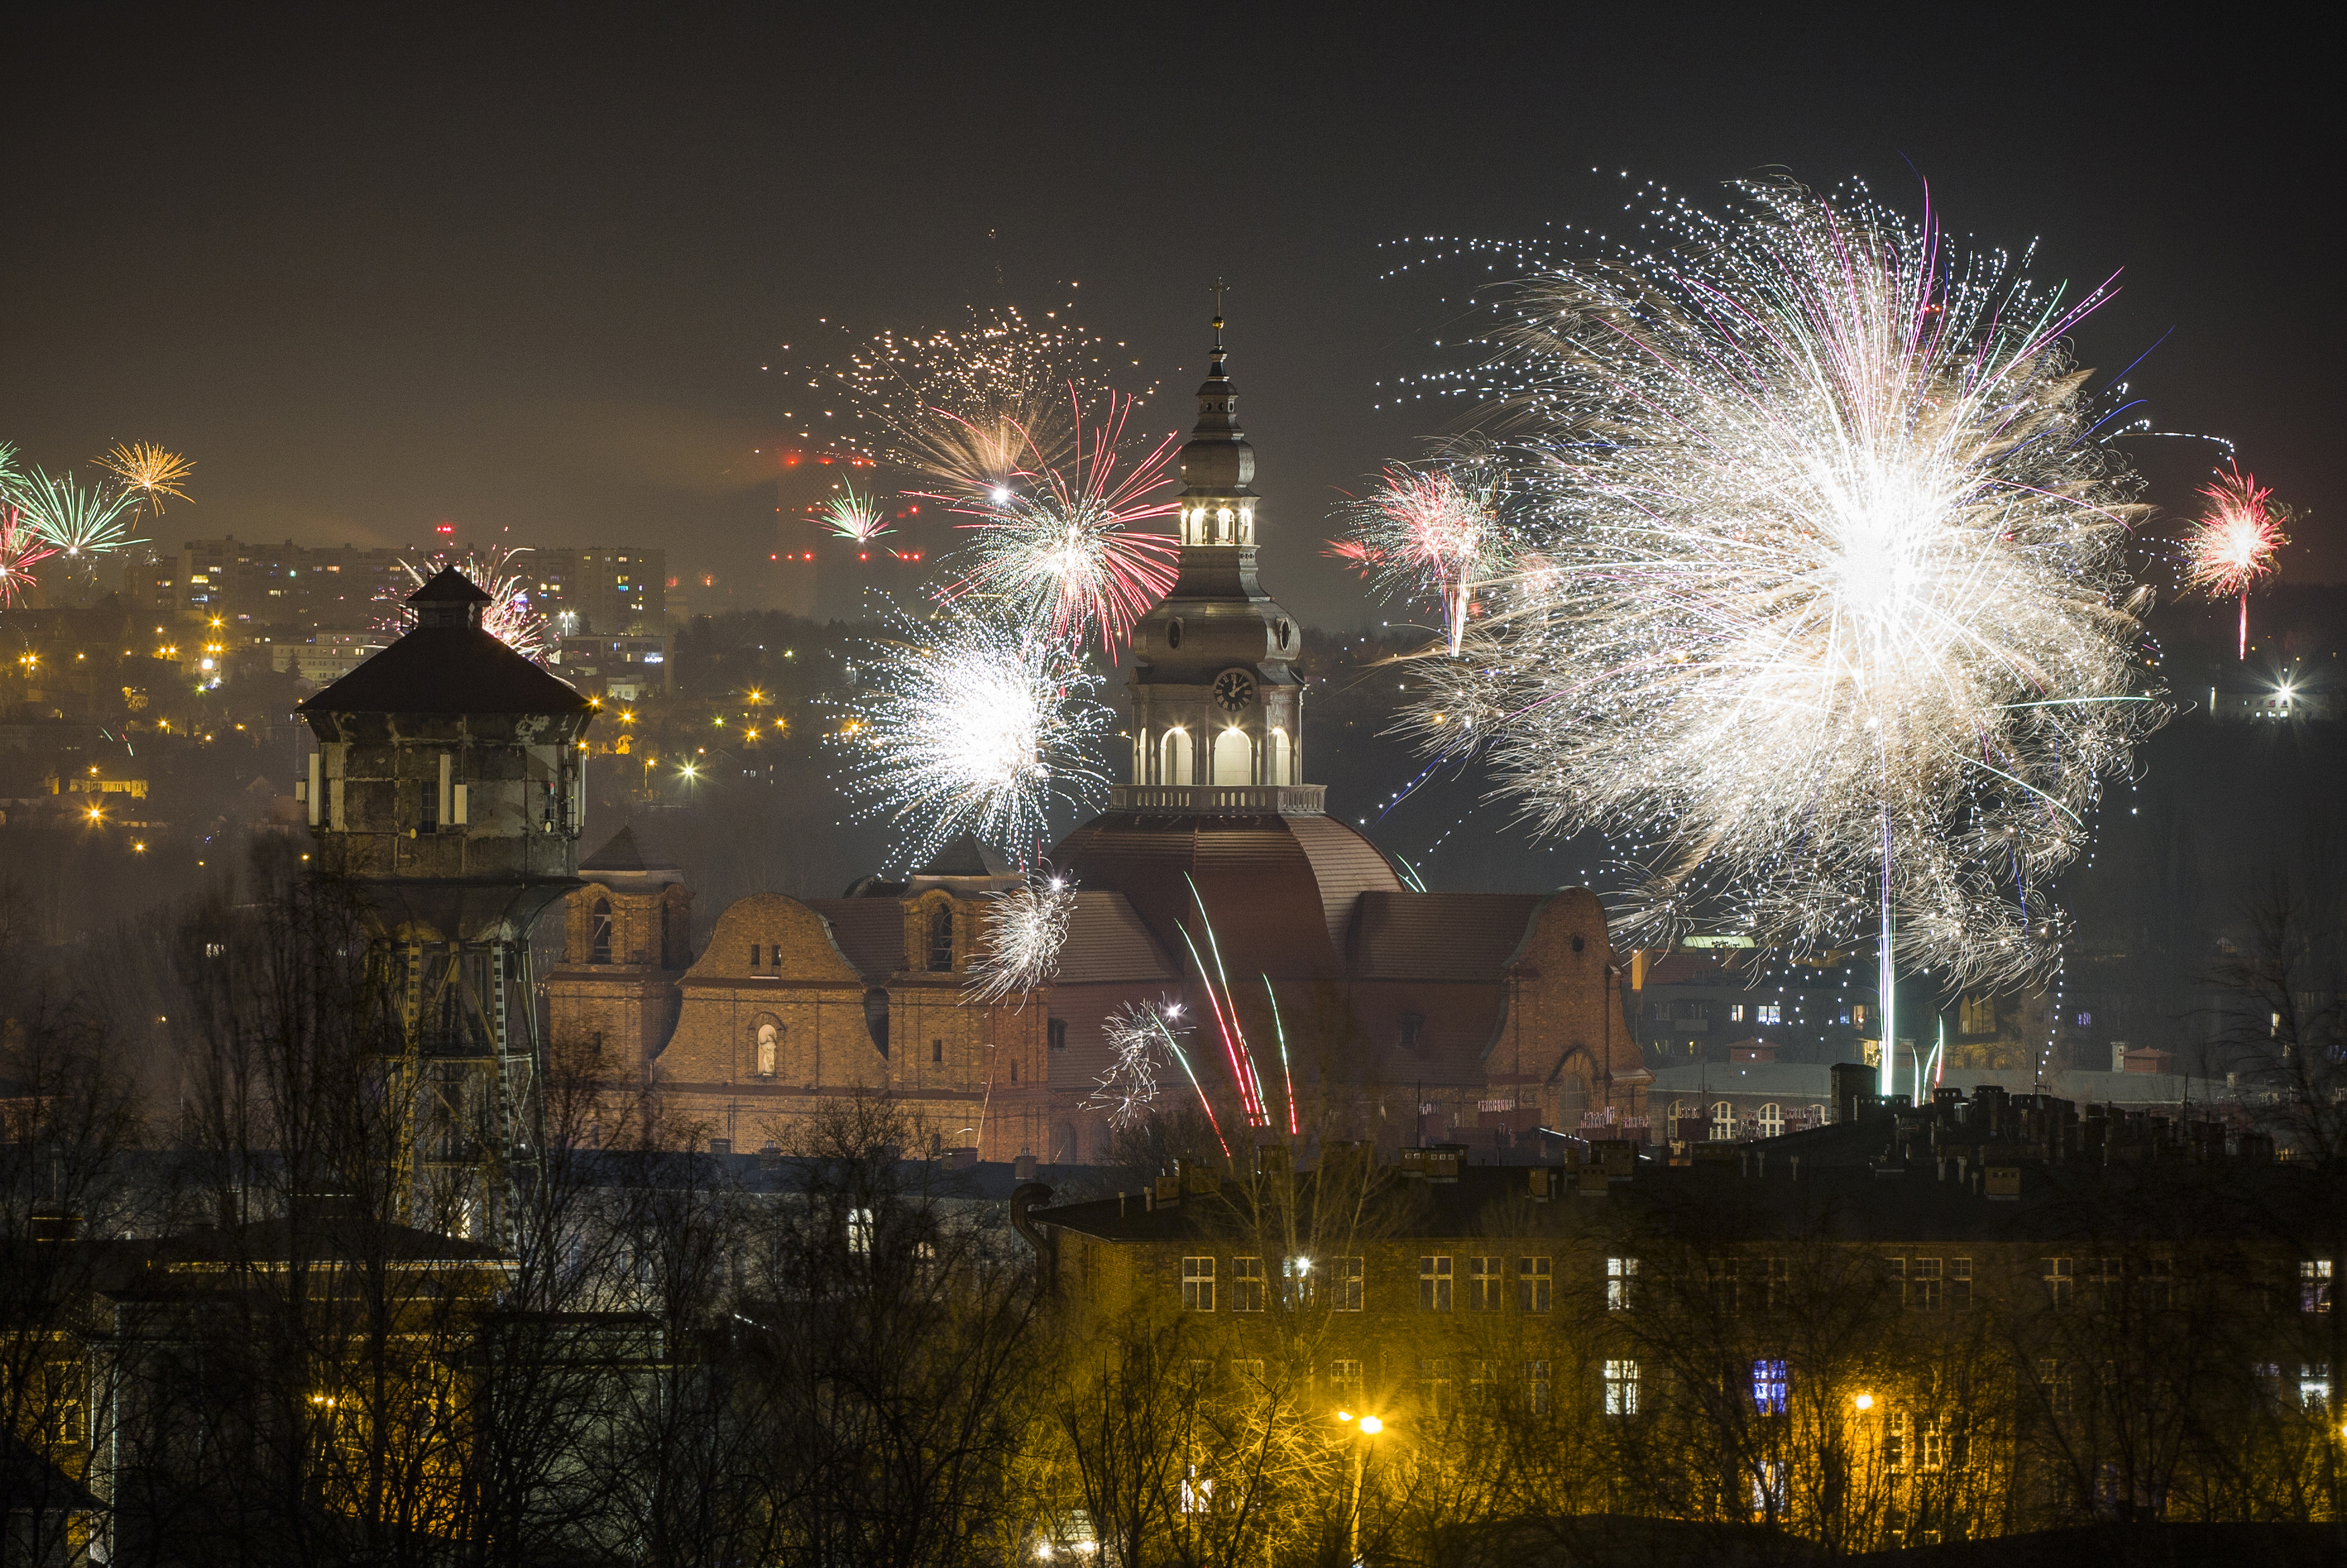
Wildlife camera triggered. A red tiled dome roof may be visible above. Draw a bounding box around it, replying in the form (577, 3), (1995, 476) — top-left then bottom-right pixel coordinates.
(1049, 810), (1402, 980)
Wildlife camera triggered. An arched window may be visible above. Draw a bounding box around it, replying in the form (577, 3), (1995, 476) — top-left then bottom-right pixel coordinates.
(927, 906), (954, 972)
(755, 1022), (780, 1077)
(1160, 728), (1192, 785)
(589, 898), (612, 965)
(1711, 1101), (1735, 1142)
(1212, 728), (1251, 786)
(1756, 1102), (1784, 1138)
(1267, 728), (1292, 785)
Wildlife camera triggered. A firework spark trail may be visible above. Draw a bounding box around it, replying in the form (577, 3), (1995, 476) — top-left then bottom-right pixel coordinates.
(819, 482), (896, 545)
(964, 875), (1078, 1005)
(386, 545), (555, 662)
(2182, 463), (2288, 660)
(828, 606), (1112, 869)
(1387, 178), (2165, 1091)
(1262, 975), (1300, 1136)
(5, 465), (142, 564)
(938, 390), (1180, 658)
(0, 505), (58, 609)
(1178, 875), (1273, 1128)
(97, 443), (194, 516)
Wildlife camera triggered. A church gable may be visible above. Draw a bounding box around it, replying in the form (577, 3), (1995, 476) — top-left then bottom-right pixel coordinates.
(686, 892), (865, 984)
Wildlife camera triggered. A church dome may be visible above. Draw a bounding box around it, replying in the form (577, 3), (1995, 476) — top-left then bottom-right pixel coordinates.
(1050, 810), (1402, 981)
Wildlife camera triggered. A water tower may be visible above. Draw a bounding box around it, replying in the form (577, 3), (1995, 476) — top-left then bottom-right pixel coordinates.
(298, 568), (595, 1237)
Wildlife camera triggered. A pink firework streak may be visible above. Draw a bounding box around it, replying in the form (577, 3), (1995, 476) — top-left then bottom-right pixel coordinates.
(2184, 463), (2288, 660)
(0, 505), (58, 609)
(935, 389), (1178, 660)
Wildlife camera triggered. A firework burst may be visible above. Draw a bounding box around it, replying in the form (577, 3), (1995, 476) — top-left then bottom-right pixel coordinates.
(819, 481), (896, 545)
(1086, 999), (1223, 1144)
(2182, 463), (2288, 660)
(964, 874), (1078, 1005)
(1392, 178), (2164, 1087)
(940, 391), (1179, 657)
(1338, 454), (1506, 654)
(385, 544), (555, 662)
(97, 442), (195, 516)
(828, 607), (1112, 868)
(5, 465), (142, 563)
(799, 303), (1148, 495)
(0, 505), (58, 609)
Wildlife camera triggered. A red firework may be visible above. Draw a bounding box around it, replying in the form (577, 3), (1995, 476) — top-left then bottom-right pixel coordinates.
(0, 505), (59, 609)
(2183, 463), (2289, 660)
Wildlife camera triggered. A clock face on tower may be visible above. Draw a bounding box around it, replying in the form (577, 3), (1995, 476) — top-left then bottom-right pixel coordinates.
(1214, 668), (1258, 713)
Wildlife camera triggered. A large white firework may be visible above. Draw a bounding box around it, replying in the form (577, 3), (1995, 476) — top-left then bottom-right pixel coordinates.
(964, 875), (1078, 1005)
(1382, 180), (2165, 1076)
(830, 608), (1112, 868)
(387, 545), (555, 662)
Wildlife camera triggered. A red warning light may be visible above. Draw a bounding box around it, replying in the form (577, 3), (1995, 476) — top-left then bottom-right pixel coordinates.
(435, 524), (455, 535)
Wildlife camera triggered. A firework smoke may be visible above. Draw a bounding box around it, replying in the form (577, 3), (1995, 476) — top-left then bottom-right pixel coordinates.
(1391, 178), (2164, 1083)
(2182, 462), (2288, 660)
(829, 607), (1112, 868)
(941, 391), (1179, 657)
(965, 875), (1078, 1005)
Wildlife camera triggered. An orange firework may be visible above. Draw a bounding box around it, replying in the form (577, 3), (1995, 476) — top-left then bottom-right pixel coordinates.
(97, 442), (195, 514)
(2183, 463), (2289, 660)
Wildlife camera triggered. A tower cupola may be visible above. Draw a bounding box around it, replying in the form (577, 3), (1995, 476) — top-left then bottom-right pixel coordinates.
(1123, 297), (1314, 806)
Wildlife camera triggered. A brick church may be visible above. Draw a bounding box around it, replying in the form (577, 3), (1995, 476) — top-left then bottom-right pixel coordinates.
(546, 312), (1650, 1162)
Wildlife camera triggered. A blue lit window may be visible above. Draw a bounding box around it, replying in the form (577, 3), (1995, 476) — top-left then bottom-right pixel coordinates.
(1753, 1358), (1788, 1415)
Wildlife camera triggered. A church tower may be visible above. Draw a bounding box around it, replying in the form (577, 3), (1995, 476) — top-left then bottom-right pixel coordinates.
(1123, 304), (1312, 802)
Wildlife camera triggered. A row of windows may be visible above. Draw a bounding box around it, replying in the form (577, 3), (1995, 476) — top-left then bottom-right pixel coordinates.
(1184, 1254), (2337, 1316)
(1180, 1256), (1564, 1313)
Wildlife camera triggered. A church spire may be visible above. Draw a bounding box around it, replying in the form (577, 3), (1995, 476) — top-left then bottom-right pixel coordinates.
(1118, 289), (1312, 806)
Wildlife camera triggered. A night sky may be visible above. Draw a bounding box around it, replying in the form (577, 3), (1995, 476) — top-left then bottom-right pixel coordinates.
(4, 9), (2334, 628)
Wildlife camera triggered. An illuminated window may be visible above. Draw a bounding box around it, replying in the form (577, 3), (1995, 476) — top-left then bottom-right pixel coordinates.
(2042, 1257), (2073, 1308)
(2303, 1260), (2333, 1314)
(1756, 1103), (1784, 1138)
(2299, 1364), (2331, 1410)
(1756, 1003), (1781, 1024)
(1182, 1257), (1215, 1312)
(1607, 1256), (1638, 1311)
(1752, 1359), (1788, 1415)
(1603, 1359), (1640, 1414)
(1525, 1359), (1551, 1414)
(1711, 1101), (1735, 1141)
(847, 1207), (873, 1255)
